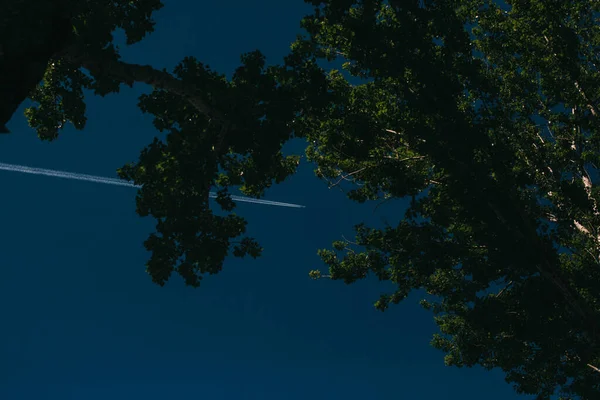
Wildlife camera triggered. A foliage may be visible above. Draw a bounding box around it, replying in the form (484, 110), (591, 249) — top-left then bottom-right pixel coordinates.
(0, 0), (163, 133)
(299, 0), (600, 398)
(115, 51), (315, 287)
(8, 0), (600, 398)
(6, 1), (327, 288)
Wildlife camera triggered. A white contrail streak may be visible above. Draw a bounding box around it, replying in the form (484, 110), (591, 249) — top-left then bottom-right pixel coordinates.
(0, 162), (305, 209)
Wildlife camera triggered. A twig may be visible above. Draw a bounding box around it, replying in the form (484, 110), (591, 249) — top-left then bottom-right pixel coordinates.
(496, 280), (514, 298)
(341, 235), (359, 246)
(329, 166), (369, 189)
(587, 363), (600, 373)
(384, 155), (426, 162)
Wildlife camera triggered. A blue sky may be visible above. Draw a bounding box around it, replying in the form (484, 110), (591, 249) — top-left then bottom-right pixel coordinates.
(0, 1), (533, 399)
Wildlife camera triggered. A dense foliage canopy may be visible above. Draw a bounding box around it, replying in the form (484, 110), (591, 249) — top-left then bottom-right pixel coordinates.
(4, 0), (600, 398)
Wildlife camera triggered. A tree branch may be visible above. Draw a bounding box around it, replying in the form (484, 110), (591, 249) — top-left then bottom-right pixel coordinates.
(496, 280), (513, 298)
(383, 155), (426, 162)
(575, 81), (598, 117)
(59, 44), (227, 124)
(79, 57), (225, 121)
(587, 363), (600, 374)
(329, 166), (369, 189)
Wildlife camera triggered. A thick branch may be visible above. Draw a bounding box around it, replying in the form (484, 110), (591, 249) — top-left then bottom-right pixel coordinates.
(79, 57), (225, 121)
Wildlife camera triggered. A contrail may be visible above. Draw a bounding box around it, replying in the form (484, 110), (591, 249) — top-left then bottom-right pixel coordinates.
(0, 162), (305, 209)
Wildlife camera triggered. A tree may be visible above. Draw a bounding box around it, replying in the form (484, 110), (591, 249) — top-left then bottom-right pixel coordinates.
(299, 0), (600, 398)
(5, 0), (600, 398)
(0, 0), (325, 287)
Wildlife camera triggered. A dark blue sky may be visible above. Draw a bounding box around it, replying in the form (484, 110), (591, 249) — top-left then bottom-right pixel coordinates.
(1, 1), (532, 399)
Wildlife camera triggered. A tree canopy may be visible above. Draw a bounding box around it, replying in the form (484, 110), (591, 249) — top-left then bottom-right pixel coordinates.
(4, 0), (600, 398)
